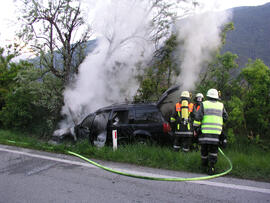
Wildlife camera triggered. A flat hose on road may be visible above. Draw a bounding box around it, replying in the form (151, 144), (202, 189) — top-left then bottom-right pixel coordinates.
(68, 148), (232, 181)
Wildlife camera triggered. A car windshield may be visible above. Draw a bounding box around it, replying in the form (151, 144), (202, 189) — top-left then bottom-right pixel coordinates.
(81, 113), (95, 129)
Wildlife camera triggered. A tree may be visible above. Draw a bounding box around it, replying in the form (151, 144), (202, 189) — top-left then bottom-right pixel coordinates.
(0, 64), (64, 135)
(197, 51), (239, 101)
(148, 0), (177, 49)
(18, 0), (92, 84)
(0, 47), (28, 111)
(135, 34), (179, 102)
(240, 59), (270, 138)
(195, 21), (237, 97)
(99, 0), (176, 61)
(220, 22), (234, 46)
(0, 47), (35, 128)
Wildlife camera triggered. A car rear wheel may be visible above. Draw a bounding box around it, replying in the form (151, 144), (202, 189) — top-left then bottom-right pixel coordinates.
(136, 136), (153, 145)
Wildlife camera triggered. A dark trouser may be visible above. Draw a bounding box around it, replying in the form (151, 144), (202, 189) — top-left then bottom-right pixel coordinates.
(200, 144), (218, 167)
(173, 134), (193, 152)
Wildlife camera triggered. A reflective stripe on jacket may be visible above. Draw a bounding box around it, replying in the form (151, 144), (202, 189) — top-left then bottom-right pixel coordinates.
(193, 120), (201, 127)
(201, 101), (223, 135)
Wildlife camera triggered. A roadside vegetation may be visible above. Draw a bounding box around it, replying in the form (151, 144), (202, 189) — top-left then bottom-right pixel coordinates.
(1, 129), (269, 182)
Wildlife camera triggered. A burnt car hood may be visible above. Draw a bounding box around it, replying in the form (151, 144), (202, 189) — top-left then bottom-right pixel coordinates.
(156, 85), (181, 122)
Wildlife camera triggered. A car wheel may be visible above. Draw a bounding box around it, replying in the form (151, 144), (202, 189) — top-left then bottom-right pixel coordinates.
(136, 136), (152, 145)
(137, 138), (147, 145)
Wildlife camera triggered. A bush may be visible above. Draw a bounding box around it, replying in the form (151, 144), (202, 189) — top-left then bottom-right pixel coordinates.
(227, 128), (236, 144)
(0, 89), (35, 129)
(240, 59), (270, 138)
(0, 65), (64, 137)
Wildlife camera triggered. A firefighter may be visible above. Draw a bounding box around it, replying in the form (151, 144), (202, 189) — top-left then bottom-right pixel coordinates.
(193, 93), (204, 150)
(195, 88), (228, 175)
(170, 91), (194, 152)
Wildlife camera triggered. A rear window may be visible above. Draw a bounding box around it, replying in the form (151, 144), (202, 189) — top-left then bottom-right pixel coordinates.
(135, 108), (162, 124)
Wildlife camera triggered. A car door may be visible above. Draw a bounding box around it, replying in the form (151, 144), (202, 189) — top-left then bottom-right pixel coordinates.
(91, 110), (111, 147)
(108, 109), (131, 144)
(133, 107), (164, 141)
(75, 113), (95, 139)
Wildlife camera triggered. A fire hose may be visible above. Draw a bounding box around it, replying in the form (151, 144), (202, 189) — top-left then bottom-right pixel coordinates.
(67, 147), (232, 181)
(6, 140), (232, 181)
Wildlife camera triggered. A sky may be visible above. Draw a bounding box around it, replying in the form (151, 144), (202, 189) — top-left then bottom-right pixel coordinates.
(0, 0), (270, 48)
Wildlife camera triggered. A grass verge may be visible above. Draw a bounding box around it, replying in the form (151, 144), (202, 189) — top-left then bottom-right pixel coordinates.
(0, 129), (269, 182)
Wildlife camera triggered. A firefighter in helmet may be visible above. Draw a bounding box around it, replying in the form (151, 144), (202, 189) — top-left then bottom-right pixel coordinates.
(193, 93), (204, 149)
(195, 88), (228, 175)
(170, 90), (194, 152)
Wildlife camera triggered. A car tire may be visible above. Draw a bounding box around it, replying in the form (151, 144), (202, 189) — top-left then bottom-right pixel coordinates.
(136, 136), (153, 145)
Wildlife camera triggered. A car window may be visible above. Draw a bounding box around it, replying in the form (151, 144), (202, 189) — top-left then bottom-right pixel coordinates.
(112, 110), (129, 124)
(135, 108), (162, 124)
(81, 114), (95, 128)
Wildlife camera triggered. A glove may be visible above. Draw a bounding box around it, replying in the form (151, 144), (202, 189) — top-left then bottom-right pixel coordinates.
(222, 139), (227, 148)
(219, 131), (227, 149)
(219, 139), (227, 149)
(195, 127), (201, 134)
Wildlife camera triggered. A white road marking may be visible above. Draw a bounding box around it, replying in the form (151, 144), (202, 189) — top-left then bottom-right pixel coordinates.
(0, 147), (97, 169)
(190, 180), (270, 194)
(114, 168), (270, 194)
(1, 147), (270, 194)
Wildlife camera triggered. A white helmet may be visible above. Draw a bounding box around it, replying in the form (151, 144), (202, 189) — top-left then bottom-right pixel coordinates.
(195, 93), (204, 102)
(206, 88), (219, 99)
(196, 93), (204, 99)
(181, 91), (190, 98)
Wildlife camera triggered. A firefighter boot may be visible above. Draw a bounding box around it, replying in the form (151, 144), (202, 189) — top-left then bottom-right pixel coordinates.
(208, 163), (215, 175)
(201, 158), (208, 173)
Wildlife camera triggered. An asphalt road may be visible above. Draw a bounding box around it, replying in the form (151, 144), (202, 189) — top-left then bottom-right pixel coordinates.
(0, 144), (270, 203)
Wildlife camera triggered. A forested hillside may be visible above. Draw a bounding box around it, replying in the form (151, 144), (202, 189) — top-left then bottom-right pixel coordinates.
(223, 2), (270, 68)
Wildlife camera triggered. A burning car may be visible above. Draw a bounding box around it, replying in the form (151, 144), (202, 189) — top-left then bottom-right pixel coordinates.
(52, 85), (181, 147)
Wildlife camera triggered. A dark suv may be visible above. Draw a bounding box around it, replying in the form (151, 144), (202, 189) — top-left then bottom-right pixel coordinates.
(75, 103), (172, 147)
(53, 85), (181, 147)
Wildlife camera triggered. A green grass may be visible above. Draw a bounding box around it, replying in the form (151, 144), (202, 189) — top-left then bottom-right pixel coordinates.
(0, 129), (269, 182)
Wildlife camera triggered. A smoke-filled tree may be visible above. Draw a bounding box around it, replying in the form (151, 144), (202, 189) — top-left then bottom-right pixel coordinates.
(17, 0), (92, 84)
(135, 34), (179, 102)
(198, 51), (239, 101)
(195, 22), (236, 96)
(102, 0), (176, 60)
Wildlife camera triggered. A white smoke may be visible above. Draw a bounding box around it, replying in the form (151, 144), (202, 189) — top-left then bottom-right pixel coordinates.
(175, 1), (232, 91)
(59, 0), (156, 128)
(58, 0), (232, 129)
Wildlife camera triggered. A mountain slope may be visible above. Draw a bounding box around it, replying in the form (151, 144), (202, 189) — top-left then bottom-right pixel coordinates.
(222, 3), (270, 68)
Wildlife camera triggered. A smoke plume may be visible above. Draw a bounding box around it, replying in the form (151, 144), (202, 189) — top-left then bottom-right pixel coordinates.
(60, 0), (156, 128)
(58, 0), (232, 130)
(175, 1), (232, 91)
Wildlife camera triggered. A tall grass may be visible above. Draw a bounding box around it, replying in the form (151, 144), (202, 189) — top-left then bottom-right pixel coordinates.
(0, 129), (269, 181)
